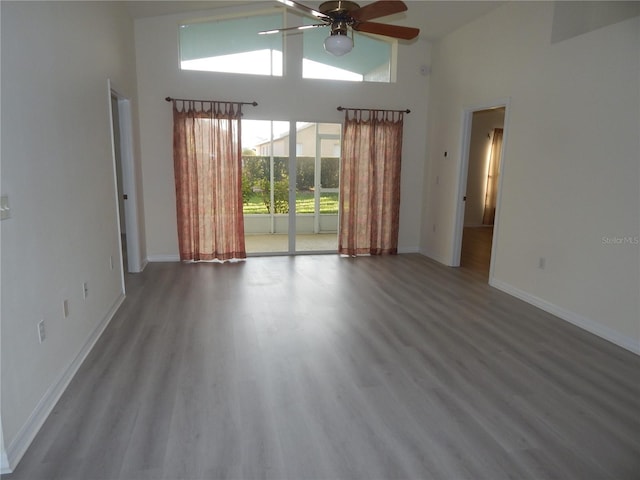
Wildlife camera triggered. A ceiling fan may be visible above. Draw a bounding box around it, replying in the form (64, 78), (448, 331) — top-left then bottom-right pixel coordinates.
(260, 0), (420, 56)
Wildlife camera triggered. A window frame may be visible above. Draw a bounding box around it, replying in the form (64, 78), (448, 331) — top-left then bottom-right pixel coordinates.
(177, 8), (398, 83)
(178, 9), (285, 77)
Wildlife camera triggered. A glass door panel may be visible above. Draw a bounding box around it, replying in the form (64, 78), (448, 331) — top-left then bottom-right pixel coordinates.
(318, 137), (340, 245)
(295, 122), (340, 253)
(242, 120), (290, 254)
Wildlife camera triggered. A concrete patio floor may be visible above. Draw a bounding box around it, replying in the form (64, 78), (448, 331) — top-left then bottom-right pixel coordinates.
(245, 233), (338, 254)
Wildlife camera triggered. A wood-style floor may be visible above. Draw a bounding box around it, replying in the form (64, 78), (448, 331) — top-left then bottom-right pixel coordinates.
(460, 226), (494, 278)
(5, 254), (640, 480)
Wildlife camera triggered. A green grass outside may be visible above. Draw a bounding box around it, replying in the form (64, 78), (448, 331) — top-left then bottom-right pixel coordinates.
(243, 192), (339, 215)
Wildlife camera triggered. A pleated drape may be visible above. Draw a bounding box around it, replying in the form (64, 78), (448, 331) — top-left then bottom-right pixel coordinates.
(338, 110), (404, 256)
(482, 128), (503, 225)
(172, 101), (246, 261)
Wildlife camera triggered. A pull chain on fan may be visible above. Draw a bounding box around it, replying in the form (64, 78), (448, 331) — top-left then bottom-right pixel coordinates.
(259, 0), (420, 56)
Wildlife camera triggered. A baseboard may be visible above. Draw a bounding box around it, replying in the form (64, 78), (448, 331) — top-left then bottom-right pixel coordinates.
(418, 249), (452, 266)
(147, 254), (180, 262)
(139, 258), (149, 271)
(398, 246), (420, 254)
(490, 278), (640, 355)
(3, 293), (126, 473)
(131, 258), (148, 274)
(1, 449), (10, 475)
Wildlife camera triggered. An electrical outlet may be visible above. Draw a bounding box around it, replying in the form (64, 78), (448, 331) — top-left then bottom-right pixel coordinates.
(109, 255), (114, 270)
(63, 299), (69, 318)
(83, 282), (88, 299)
(38, 320), (46, 343)
(538, 257), (546, 269)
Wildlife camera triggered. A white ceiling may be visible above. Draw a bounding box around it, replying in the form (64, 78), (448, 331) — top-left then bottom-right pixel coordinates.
(124, 1), (504, 41)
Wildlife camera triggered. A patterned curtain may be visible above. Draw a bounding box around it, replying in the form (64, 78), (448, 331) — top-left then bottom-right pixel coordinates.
(482, 128), (503, 225)
(339, 109), (404, 256)
(172, 100), (246, 261)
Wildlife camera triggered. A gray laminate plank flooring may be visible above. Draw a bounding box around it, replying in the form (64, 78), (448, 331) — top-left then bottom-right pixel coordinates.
(4, 254), (640, 480)
(460, 226), (493, 278)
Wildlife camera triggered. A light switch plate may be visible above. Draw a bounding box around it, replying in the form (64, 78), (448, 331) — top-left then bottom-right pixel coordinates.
(1, 195), (10, 220)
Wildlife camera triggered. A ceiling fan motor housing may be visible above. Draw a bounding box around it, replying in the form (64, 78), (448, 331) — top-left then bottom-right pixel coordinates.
(319, 1), (361, 16)
(320, 1), (360, 34)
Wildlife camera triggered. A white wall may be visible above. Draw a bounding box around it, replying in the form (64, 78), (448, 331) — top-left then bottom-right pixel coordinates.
(421, 2), (640, 352)
(464, 108), (505, 226)
(134, 5), (431, 259)
(0, 1), (140, 471)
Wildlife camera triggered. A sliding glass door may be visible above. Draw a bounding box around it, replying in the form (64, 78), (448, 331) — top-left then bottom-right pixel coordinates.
(242, 120), (341, 255)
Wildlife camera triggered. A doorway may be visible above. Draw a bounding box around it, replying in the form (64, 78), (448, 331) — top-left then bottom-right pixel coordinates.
(454, 103), (508, 280)
(242, 120), (341, 255)
(111, 94), (127, 271)
(108, 81), (142, 278)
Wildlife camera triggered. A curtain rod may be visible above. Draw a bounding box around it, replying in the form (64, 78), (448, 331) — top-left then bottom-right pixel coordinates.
(165, 96), (258, 107)
(337, 106), (410, 114)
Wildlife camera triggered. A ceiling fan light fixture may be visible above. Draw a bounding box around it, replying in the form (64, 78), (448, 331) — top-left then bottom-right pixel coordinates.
(324, 32), (353, 56)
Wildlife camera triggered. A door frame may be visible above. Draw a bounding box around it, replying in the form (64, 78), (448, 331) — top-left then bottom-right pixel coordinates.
(288, 120), (297, 253)
(108, 80), (143, 278)
(452, 98), (510, 282)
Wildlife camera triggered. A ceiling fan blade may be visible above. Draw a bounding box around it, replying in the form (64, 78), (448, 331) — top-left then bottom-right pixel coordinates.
(259, 24), (327, 35)
(353, 21), (419, 40)
(350, 0), (407, 22)
(275, 0), (331, 21)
